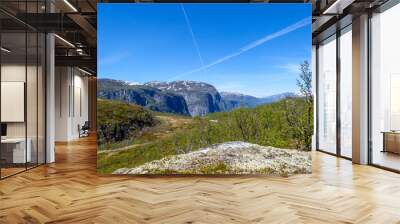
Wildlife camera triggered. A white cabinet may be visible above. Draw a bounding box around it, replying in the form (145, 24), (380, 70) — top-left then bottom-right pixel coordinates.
(1, 138), (32, 163)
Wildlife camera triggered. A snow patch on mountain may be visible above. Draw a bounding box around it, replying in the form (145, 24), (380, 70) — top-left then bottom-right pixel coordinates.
(123, 80), (141, 86)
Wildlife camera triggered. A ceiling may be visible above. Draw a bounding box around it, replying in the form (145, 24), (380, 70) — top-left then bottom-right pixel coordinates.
(0, 0), (97, 75)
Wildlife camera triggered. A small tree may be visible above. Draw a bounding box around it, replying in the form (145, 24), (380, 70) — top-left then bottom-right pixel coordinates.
(297, 61), (313, 104)
(296, 60), (313, 151)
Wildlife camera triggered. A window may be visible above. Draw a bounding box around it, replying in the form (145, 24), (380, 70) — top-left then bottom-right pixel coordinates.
(370, 2), (400, 171)
(317, 35), (337, 154)
(339, 26), (352, 158)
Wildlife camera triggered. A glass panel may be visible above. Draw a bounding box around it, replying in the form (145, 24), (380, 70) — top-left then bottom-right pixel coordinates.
(0, 1), (46, 178)
(38, 32), (45, 165)
(371, 4), (400, 171)
(340, 26), (352, 158)
(27, 31), (38, 169)
(26, 0), (39, 169)
(1, 31), (27, 177)
(318, 35), (337, 154)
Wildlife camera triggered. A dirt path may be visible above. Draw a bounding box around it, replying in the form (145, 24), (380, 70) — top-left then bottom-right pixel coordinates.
(97, 142), (150, 155)
(98, 115), (193, 155)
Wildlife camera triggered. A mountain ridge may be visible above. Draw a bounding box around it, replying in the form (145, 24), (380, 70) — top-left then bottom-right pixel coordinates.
(97, 78), (297, 116)
(97, 79), (190, 115)
(145, 80), (225, 116)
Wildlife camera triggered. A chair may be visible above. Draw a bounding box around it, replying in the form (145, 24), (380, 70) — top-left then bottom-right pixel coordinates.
(79, 121), (90, 138)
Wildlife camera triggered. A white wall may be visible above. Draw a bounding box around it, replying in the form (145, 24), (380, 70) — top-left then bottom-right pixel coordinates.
(55, 67), (89, 141)
(1, 63), (46, 164)
(46, 33), (55, 163)
(1, 65), (26, 140)
(72, 72), (89, 138)
(1, 65), (41, 137)
(55, 66), (69, 141)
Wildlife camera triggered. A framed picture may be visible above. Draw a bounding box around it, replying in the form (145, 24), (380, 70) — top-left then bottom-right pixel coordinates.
(97, 3), (312, 175)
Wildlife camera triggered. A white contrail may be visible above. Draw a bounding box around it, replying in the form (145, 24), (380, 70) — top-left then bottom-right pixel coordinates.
(170, 16), (311, 81)
(180, 4), (206, 73)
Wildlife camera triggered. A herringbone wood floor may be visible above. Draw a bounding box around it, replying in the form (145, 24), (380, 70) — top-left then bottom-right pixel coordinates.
(1, 136), (400, 224)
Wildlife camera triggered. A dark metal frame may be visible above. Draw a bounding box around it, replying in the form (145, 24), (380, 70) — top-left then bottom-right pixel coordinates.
(367, 10), (373, 166)
(315, 44), (319, 151)
(0, 21), (2, 179)
(336, 24), (341, 157)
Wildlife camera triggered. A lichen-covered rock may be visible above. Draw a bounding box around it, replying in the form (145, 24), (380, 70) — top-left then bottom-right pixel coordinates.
(112, 141), (311, 176)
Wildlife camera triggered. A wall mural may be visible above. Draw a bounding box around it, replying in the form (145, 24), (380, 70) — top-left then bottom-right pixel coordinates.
(97, 3), (313, 175)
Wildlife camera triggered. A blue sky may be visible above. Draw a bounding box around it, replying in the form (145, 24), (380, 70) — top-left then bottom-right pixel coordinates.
(98, 3), (311, 97)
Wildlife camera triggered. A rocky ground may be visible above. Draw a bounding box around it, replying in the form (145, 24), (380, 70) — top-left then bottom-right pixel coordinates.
(112, 142), (312, 176)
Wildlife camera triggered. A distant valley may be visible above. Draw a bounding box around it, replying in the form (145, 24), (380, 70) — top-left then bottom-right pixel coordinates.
(97, 78), (297, 116)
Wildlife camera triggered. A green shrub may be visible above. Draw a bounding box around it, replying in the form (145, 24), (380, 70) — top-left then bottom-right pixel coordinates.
(97, 99), (158, 148)
(97, 98), (313, 173)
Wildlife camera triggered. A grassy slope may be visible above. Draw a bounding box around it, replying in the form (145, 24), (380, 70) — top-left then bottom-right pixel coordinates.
(97, 98), (310, 173)
(97, 114), (196, 173)
(97, 99), (159, 150)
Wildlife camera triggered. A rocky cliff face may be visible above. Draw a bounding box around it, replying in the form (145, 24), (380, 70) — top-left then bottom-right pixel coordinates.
(220, 92), (259, 110)
(258, 92), (297, 104)
(98, 79), (297, 116)
(221, 92), (298, 111)
(145, 81), (225, 116)
(97, 79), (190, 115)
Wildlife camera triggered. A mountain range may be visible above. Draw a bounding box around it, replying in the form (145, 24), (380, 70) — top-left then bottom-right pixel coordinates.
(97, 78), (297, 116)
